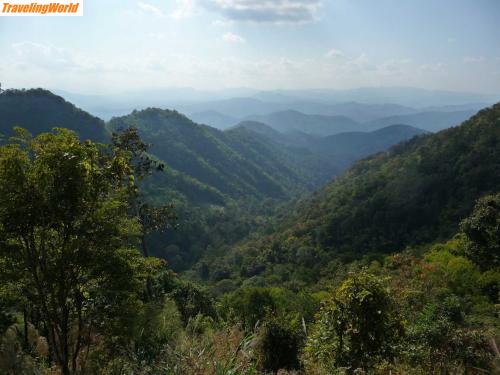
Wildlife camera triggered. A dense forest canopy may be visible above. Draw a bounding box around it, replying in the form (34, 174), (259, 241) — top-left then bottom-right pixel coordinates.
(0, 89), (498, 374)
(199, 103), (499, 289)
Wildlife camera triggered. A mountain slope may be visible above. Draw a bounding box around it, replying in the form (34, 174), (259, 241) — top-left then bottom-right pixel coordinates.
(0, 89), (108, 142)
(108, 108), (332, 202)
(232, 122), (427, 172)
(367, 110), (476, 132)
(210, 103), (500, 283)
(246, 110), (364, 136)
(289, 103), (500, 253)
(189, 110), (238, 130)
(312, 124), (427, 170)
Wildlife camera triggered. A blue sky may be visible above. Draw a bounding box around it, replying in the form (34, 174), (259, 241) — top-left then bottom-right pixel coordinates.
(1, 0), (499, 94)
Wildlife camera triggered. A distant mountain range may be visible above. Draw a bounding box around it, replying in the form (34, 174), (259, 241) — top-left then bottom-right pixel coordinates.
(53, 87), (496, 122)
(0, 88), (431, 206)
(233, 121), (426, 171)
(244, 110), (363, 136)
(1, 88), (493, 272)
(213, 102), (500, 284)
(366, 110), (477, 132)
(189, 110), (238, 131)
(227, 108), (474, 136)
(108, 108), (330, 203)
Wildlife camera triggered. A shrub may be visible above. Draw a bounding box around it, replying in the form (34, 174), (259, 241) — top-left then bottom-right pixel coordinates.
(305, 272), (402, 373)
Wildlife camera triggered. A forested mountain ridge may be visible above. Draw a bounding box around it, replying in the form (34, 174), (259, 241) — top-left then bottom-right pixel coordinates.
(245, 110), (364, 136)
(0, 89), (108, 142)
(367, 109), (476, 132)
(305, 124), (427, 170)
(108, 108), (334, 202)
(232, 121), (427, 172)
(205, 102), (500, 284)
(307, 104), (500, 254)
(0, 91), (499, 375)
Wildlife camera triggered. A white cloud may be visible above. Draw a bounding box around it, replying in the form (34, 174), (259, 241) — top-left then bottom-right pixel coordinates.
(379, 58), (412, 74)
(9, 41), (143, 75)
(463, 56), (484, 64)
(212, 19), (233, 27)
(171, 0), (196, 18)
(137, 2), (165, 17)
(419, 62), (446, 72)
(325, 48), (344, 58)
(4, 41), (497, 94)
(147, 33), (167, 40)
(341, 53), (373, 73)
(204, 0), (323, 24)
(222, 32), (246, 44)
(12, 42), (89, 71)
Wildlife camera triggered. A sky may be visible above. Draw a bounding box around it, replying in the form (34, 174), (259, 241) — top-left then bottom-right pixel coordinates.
(1, 0), (500, 94)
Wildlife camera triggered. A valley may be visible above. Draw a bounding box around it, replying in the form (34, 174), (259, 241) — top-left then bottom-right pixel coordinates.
(0, 87), (498, 374)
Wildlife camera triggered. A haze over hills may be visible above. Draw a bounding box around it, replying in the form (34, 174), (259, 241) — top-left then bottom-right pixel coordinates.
(1, 88), (499, 372)
(244, 110), (364, 136)
(227, 108), (474, 137)
(232, 121), (426, 172)
(0, 88), (495, 265)
(312, 125), (427, 170)
(189, 110), (239, 131)
(107, 107), (335, 202)
(367, 109), (478, 132)
(249, 87), (498, 107)
(53, 87), (495, 123)
(209, 102), (500, 285)
(1, 88), (477, 207)
(4, 0), (500, 372)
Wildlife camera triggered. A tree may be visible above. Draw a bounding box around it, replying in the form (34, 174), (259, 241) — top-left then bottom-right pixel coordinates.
(111, 127), (176, 258)
(305, 272), (402, 373)
(255, 313), (304, 373)
(404, 296), (493, 373)
(460, 193), (500, 271)
(221, 288), (275, 330)
(110, 127), (176, 302)
(0, 128), (159, 374)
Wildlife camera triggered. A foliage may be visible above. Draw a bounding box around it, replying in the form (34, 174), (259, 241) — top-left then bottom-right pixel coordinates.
(460, 192), (500, 271)
(220, 287), (320, 332)
(255, 314), (304, 373)
(305, 272), (402, 373)
(0, 89), (108, 142)
(0, 128), (158, 374)
(108, 108), (322, 201)
(0, 94), (499, 374)
(404, 296), (493, 373)
(211, 103), (500, 287)
(156, 268), (217, 324)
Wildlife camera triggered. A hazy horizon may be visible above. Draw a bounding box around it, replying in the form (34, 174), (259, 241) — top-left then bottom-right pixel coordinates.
(1, 0), (500, 94)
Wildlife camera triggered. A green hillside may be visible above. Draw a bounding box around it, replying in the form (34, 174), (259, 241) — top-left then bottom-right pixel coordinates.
(313, 124), (427, 170)
(208, 103), (500, 284)
(233, 121), (427, 172)
(246, 110), (364, 136)
(309, 105), (499, 254)
(108, 108), (334, 202)
(367, 109), (476, 132)
(0, 89), (108, 142)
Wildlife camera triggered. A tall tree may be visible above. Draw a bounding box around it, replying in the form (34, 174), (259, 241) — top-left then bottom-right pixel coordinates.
(111, 127), (176, 258)
(460, 193), (500, 271)
(305, 272), (402, 373)
(0, 128), (159, 375)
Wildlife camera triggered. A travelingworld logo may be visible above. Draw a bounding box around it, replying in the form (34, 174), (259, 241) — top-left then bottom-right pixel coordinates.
(1, 0), (82, 16)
